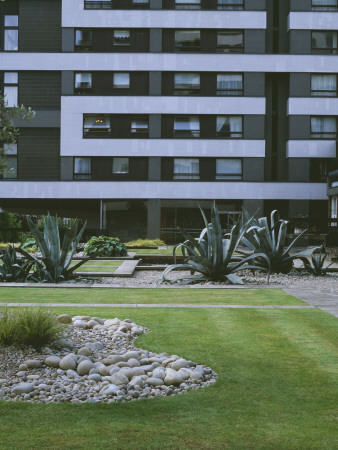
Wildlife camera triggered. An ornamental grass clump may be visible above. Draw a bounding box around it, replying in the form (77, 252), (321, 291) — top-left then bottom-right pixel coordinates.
(162, 202), (269, 285)
(84, 235), (128, 257)
(0, 307), (64, 349)
(125, 238), (166, 248)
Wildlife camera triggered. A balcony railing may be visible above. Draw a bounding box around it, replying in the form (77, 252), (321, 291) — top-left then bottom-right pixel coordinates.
(84, 0), (246, 10)
(84, 1), (150, 9)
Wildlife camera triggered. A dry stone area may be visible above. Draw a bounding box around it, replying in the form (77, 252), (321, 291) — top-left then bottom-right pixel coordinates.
(0, 314), (217, 403)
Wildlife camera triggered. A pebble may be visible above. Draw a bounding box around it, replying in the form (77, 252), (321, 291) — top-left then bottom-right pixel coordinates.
(0, 314), (217, 404)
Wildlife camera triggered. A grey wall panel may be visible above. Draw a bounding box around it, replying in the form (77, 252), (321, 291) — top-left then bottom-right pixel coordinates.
(18, 128), (60, 180)
(245, 30), (266, 54)
(60, 157), (73, 181)
(19, 72), (61, 109)
(148, 157), (161, 180)
(288, 159), (310, 181)
(19, 0), (61, 52)
(243, 158), (265, 181)
(149, 114), (162, 138)
(14, 111), (60, 128)
(61, 71), (74, 96)
(147, 199), (161, 239)
(289, 73), (311, 97)
(244, 116), (265, 139)
(290, 0), (311, 11)
(289, 30), (311, 54)
(149, 72), (162, 96)
(150, 29), (162, 53)
(289, 116), (310, 139)
(244, 73), (265, 96)
(62, 28), (75, 52)
(247, 0), (266, 11)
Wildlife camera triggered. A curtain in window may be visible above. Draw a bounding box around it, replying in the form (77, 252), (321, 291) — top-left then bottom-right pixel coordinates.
(217, 74), (243, 95)
(216, 159), (242, 180)
(312, 0), (337, 10)
(75, 73), (92, 88)
(113, 73), (130, 88)
(312, 31), (338, 50)
(174, 116), (200, 137)
(174, 158), (199, 179)
(113, 30), (130, 46)
(217, 0), (243, 10)
(216, 116), (242, 137)
(311, 117), (337, 138)
(311, 74), (336, 95)
(175, 0), (200, 9)
(174, 73), (200, 89)
(74, 158), (91, 174)
(217, 32), (243, 48)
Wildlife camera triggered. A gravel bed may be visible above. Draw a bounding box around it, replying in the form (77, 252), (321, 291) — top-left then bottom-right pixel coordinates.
(0, 315), (217, 404)
(78, 270), (338, 295)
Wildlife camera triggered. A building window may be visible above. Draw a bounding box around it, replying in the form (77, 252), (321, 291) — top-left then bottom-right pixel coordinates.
(174, 116), (200, 137)
(217, 74), (243, 96)
(131, 116), (149, 136)
(4, 15), (18, 51)
(75, 30), (93, 51)
(113, 30), (131, 47)
(113, 73), (130, 89)
(1, 144), (18, 179)
(84, 0), (112, 9)
(175, 0), (201, 9)
(75, 73), (92, 93)
(216, 159), (242, 180)
(174, 73), (200, 95)
(74, 157), (91, 179)
(83, 115), (111, 137)
(174, 158), (199, 179)
(216, 116), (243, 138)
(312, 0), (338, 11)
(217, 0), (244, 10)
(310, 117), (337, 139)
(311, 74), (337, 96)
(217, 31), (244, 53)
(132, 0), (149, 4)
(312, 31), (338, 54)
(3, 72), (18, 107)
(175, 30), (201, 52)
(113, 157), (129, 174)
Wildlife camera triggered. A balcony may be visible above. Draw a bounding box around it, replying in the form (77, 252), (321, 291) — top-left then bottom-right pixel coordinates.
(328, 167), (338, 195)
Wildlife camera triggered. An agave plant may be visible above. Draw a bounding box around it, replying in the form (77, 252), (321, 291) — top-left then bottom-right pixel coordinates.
(162, 202), (269, 285)
(242, 210), (318, 274)
(16, 214), (89, 283)
(300, 250), (334, 276)
(0, 245), (34, 282)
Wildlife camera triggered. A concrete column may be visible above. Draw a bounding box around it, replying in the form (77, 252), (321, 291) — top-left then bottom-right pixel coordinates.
(149, 114), (162, 138)
(61, 71), (74, 95)
(149, 29), (162, 53)
(62, 28), (74, 52)
(60, 157), (73, 180)
(147, 199), (161, 239)
(148, 157), (161, 181)
(149, 72), (162, 96)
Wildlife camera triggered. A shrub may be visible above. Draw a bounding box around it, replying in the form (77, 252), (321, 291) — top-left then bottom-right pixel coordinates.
(0, 307), (64, 348)
(301, 250), (334, 276)
(84, 235), (128, 257)
(125, 238), (165, 248)
(162, 202), (268, 284)
(0, 245), (34, 282)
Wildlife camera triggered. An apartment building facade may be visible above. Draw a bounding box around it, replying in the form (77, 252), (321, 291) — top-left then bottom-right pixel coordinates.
(0, 0), (337, 240)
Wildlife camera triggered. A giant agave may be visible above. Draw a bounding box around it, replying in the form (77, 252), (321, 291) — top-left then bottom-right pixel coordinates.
(17, 214), (89, 283)
(0, 245), (34, 282)
(162, 202), (269, 284)
(242, 210), (318, 274)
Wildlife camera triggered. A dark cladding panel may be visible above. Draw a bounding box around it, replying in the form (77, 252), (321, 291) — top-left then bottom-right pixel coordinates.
(18, 128), (60, 180)
(19, 72), (61, 109)
(19, 0), (62, 52)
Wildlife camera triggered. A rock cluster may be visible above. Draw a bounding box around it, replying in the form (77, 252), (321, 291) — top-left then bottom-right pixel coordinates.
(0, 314), (217, 403)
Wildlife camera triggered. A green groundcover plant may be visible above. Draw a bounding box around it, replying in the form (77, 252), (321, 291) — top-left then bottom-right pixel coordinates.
(0, 307), (64, 348)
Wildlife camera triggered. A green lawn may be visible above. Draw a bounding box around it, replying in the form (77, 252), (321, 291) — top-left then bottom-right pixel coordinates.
(0, 287), (305, 305)
(131, 248), (174, 255)
(69, 260), (122, 273)
(0, 306), (337, 449)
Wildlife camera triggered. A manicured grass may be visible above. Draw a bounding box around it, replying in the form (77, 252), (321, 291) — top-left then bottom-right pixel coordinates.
(0, 287), (305, 305)
(69, 260), (122, 273)
(1, 307), (337, 449)
(132, 248), (174, 255)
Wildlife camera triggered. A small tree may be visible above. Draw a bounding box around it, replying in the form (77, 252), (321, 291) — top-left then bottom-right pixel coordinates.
(0, 94), (35, 175)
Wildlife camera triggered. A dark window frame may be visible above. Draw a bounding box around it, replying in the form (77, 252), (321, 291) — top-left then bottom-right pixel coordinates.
(216, 72), (244, 96)
(83, 115), (112, 138)
(215, 158), (243, 180)
(113, 29), (131, 47)
(174, 29), (201, 52)
(217, 0), (245, 11)
(84, 0), (150, 9)
(311, 0), (338, 11)
(173, 157), (200, 180)
(310, 73), (337, 97)
(112, 157), (130, 175)
(3, 14), (19, 52)
(74, 72), (93, 94)
(73, 157), (92, 180)
(310, 116), (337, 139)
(74, 29), (93, 52)
(216, 115), (244, 139)
(216, 30), (244, 53)
(173, 72), (201, 95)
(173, 115), (201, 138)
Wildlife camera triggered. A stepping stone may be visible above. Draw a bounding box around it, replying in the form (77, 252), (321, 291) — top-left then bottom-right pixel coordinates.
(113, 260), (140, 277)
